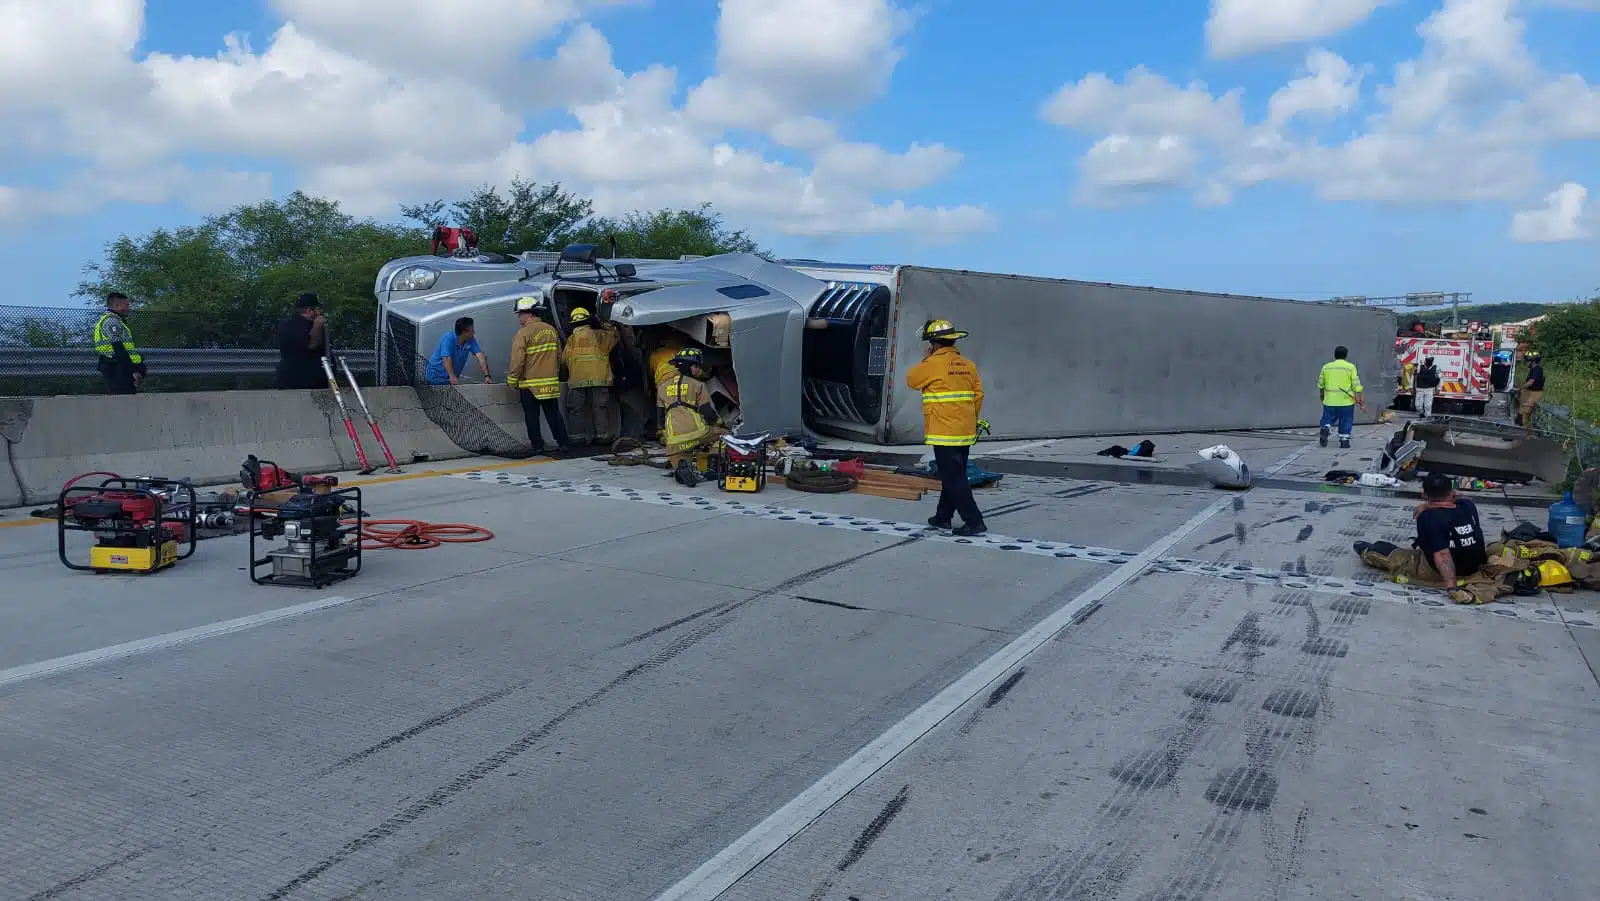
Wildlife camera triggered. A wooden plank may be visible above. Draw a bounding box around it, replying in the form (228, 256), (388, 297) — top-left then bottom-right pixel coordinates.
(853, 482), (925, 501)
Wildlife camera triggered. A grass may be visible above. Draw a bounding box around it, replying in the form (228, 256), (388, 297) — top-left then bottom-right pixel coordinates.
(1543, 363), (1600, 425)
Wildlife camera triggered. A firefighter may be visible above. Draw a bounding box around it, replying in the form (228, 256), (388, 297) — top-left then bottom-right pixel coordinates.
(507, 297), (569, 455)
(656, 347), (724, 466)
(93, 291), (145, 395)
(1517, 351), (1544, 427)
(562, 308), (618, 446)
(905, 319), (987, 536)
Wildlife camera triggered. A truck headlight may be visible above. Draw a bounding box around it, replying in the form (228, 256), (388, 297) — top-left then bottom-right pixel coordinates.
(389, 266), (439, 292)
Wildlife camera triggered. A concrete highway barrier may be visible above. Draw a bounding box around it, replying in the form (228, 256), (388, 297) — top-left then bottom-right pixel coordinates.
(0, 388), (472, 508)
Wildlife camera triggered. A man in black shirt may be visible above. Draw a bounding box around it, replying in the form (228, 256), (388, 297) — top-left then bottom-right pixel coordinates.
(1516, 351), (1544, 426)
(1413, 356), (1441, 417)
(1355, 473), (1488, 601)
(277, 293), (327, 389)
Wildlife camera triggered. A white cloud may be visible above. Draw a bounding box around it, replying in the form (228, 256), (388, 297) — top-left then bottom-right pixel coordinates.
(685, 0), (912, 130)
(1206, 0), (1390, 58)
(1044, 0), (1600, 236)
(1510, 182), (1589, 242)
(0, 0), (989, 241)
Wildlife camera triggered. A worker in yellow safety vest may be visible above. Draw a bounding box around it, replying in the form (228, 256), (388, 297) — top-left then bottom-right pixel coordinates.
(93, 291), (146, 394)
(1317, 345), (1365, 450)
(656, 347), (724, 466)
(507, 297), (569, 455)
(562, 307), (618, 446)
(905, 319), (989, 536)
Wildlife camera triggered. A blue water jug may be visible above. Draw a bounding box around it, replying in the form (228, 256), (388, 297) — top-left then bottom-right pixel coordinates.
(1548, 492), (1587, 548)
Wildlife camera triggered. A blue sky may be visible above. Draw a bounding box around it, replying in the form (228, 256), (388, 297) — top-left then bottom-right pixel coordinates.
(3, 0), (1598, 309)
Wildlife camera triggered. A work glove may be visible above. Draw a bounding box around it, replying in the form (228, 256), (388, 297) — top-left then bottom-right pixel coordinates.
(977, 418), (992, 437)
(1447, 588), (1480, 605)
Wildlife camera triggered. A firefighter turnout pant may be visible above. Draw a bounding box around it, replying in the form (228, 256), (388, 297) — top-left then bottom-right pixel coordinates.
(566, 386), (613, 446)
(520, 389), (569, 453)
(933, 445), (983, 528)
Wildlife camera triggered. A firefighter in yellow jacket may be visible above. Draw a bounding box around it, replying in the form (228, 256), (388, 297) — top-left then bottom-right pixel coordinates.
(656, 347), (724, 465)
(562, 308), (618, 446)
(906, 319), (988, 536)
(506, 297), (569, 455)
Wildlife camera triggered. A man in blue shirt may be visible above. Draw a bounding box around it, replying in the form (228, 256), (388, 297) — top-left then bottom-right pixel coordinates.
(424, 317), (491, 385)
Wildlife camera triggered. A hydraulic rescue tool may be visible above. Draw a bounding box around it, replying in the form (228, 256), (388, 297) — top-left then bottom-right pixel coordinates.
(716, 432), (769, 493)
(248, 481), (363, 588)
(337, 354), (403, 473)
(58, 476), (198, 574)
(321, 355), (376, 475)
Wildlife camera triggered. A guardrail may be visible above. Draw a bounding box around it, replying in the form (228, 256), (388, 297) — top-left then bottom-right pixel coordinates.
(0, 347), (376, 379)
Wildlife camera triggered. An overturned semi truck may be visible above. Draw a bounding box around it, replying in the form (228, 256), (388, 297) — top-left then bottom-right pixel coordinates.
(374, 246), (1399, 445)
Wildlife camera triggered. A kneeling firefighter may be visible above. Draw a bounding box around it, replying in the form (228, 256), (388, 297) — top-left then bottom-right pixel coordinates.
(656, 347), (724, 468)
(906, 319), (989, 537)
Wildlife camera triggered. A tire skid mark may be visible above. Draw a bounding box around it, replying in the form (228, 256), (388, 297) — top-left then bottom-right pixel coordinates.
(24, 847), (152, 901)
(1134, 585), (1362, 900)
(959, 668), (1030, 736)
(993, 602), (1278, 901)
(804, 785), (913, 901)
(266, 537), (924, 900)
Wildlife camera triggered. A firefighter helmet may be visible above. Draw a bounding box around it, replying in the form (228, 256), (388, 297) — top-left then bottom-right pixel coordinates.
(921, 319), (968, 342)
(671, 347), (705, 366)
(570, 308), (593, 324)
(514, 296), (542, 314)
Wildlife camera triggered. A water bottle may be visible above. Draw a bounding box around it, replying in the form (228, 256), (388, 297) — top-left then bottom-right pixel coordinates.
(1548, 491), (1587, 548)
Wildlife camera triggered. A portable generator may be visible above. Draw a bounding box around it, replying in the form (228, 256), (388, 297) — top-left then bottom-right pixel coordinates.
(247, 484), (362, 588)
(716, 433), (770, 493)
(58, 477), (198, 574)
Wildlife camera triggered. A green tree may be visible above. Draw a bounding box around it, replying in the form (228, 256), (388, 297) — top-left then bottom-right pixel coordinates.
(400, 178), (593, 255)
(572, 205), (766, 259)
(1531, 299), (1600, 367)
(76, 191), (425, 349)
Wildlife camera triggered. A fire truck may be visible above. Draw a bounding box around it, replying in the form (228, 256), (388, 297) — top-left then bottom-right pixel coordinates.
(1394, 333), (1495, 415)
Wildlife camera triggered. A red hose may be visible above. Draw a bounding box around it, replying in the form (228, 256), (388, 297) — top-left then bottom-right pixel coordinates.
(348, 519), (495, 550)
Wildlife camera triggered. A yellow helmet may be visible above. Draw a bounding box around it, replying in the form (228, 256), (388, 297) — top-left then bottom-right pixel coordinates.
(1537, 559), (1574, 588)
(570, 308), (593, 324)
(921, 319), (968, 342)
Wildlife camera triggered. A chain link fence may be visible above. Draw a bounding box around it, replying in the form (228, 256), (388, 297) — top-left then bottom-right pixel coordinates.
(1533, 401), (1600, 489)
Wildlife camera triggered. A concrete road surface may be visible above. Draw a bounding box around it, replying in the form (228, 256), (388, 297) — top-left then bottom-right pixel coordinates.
(2, 424), (1596, 901)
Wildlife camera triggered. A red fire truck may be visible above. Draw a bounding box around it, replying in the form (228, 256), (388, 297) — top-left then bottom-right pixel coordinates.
(1394, 335), (1495, 415)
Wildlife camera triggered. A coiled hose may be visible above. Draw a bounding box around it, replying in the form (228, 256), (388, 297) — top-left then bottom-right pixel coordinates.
(350, 519), (496, 550)
(784, 469), (857, 494)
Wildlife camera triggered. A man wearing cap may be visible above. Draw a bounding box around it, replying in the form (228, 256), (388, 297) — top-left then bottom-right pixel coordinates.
(906, 319), (987, 537)
(276, 293), (327, 390)
(507, 297), (569, 455)
(92, 291), (146, 394)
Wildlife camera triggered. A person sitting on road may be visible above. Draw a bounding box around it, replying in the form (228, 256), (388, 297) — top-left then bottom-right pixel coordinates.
(1354, 472), (1489, 602)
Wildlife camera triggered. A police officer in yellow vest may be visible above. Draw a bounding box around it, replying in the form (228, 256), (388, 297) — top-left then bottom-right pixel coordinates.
(656, 347), (724, 465)
(562, 308), (618, 446)
(507, 297), (570, 455)
(93, 291), (146, 394)
(906, 319), (989, 536)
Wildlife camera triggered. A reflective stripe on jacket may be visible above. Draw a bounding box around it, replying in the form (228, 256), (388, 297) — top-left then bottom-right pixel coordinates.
(507, 322), (561, 399)
(657, 374), (711, 450)
(905, 346), (983, 447)
(1318, 359), (1363, 407)
(563, 324), (617, 388)
(93, 313), (141, 364)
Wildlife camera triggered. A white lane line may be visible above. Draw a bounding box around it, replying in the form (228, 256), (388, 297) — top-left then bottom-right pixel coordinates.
(972, 438), (1060, 457)
(649, 446), (1311, 901)
(0, 595), (354, 690)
